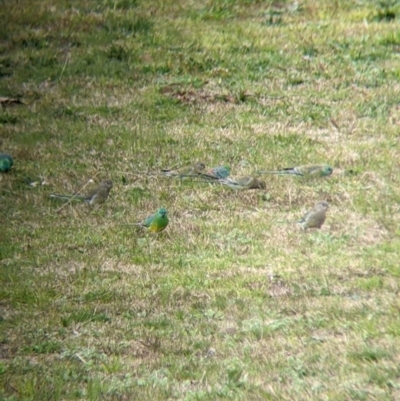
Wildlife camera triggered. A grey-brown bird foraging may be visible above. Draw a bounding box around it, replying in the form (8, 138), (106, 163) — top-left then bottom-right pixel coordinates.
(297, 200), (329, 230)
(161, 161), (206, 178)
(49, 180), (113, 205)
(218, 176), (266, 191)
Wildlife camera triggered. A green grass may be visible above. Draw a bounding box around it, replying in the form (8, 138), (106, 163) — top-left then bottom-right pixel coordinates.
(1, 0), (400, 399)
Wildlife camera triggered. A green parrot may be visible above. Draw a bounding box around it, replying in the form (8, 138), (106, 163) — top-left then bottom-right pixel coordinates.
(218, 176), (266, 190)
(0, 153), (14, 172)
(199, 165), (231, 180)
(49, 180), (113, 205)
(297, 200), (329, 230)
(257, 164), (333, 178)
(137, 208), (169, 232)
(161, 161), (206, 178)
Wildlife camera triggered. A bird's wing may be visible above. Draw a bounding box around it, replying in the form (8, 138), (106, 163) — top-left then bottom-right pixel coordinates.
(299, 209), (313, 222)
(142, 214), (155, 227)
(304, 165), (324, 175)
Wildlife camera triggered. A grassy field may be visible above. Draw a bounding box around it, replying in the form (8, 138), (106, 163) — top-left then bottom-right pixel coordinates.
(1, 0), (400, 399)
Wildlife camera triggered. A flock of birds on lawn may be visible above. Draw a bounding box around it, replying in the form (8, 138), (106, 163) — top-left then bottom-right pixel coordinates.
(1, 152), (333, 233)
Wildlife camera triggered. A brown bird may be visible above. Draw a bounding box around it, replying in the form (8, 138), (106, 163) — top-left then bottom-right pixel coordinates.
(161, 161), (206, 178)
(297, 200), (329, 230)
(218, 176), (266, 190)
(49, 180), (113, 205)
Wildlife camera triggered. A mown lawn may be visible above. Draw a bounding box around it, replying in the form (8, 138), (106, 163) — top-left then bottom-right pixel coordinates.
(1, 0), (400, 399)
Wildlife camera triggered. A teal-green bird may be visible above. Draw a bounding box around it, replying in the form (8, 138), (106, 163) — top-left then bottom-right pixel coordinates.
(0, 158), (11, 173)
(218, 176), (266, 190)
(138, 208), (169, 232)
(200, 165), (231, 180)
(257, 164), (333, 178)
(49, 180), (113, 205)
(0, 153), (14, 172)
(297, 200), (329, 230)
(162, 161), (206, 178)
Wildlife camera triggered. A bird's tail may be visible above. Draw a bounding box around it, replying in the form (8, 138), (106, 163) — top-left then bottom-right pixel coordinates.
(49, 194), (86, 201)
(187, 177), (224, 185)
(195, 170), (230, 180)
(256, 170), (294, 175)
(161, 171), (202, 179)
(160, 170), (178, 177)
(218, 179), (241, 190)
(170, 174), (219, 183)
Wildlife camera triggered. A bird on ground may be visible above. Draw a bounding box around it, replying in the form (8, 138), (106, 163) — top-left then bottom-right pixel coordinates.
(0, 153), (14, 172)
(49, 180), (113, 205)
(0, 158), (11, 173)
(218, 176), (266, 191)
(161, 161), (206, 178)
(297, 200), (329, 230)
(137, 208), (169, 232)
(199, 165), (231, 180)
(257, 164), (333, 178)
